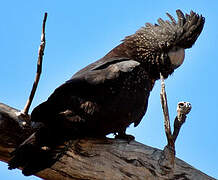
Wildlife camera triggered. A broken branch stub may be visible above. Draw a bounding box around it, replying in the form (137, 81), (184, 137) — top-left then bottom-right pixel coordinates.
(173, 101), (192, 142)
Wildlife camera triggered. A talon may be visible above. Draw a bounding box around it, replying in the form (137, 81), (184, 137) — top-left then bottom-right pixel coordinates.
(115, 134), (135, 143)
(41, 146), (50, 151)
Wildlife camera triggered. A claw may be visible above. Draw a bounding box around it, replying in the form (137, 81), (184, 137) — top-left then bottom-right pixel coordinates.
(115, 133), (135, 143)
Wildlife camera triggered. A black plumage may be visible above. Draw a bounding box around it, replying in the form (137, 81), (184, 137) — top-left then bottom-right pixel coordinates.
(8, 10), (205, 175)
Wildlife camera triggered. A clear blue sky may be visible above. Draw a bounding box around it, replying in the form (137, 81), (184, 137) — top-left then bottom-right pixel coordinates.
(0, 0), (217, 179)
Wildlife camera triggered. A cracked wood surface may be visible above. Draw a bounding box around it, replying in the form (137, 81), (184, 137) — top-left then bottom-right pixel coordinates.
(0, 102), (216, 180)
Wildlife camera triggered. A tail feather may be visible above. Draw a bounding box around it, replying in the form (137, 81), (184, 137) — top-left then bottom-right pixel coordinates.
(8, 128), (59, 176)
(8, 101), (82, 176)
(8, 144), (36, 170)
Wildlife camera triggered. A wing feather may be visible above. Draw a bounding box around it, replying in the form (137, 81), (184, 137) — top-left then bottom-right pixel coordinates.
(68, 58), (140, 85)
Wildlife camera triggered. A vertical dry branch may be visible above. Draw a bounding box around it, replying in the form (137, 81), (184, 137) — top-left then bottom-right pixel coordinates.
(159, 73), (192, 174)
(160, 73), (174, 148)
(23, 13), (48, 115)
(159, 73), (176, 174)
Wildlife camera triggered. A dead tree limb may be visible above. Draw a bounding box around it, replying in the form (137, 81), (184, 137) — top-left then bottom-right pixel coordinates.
(159, 73), (192, 178)
(160, 73), (174, 149)
(22, 12), (48, 115)
(0, 102), (215, 180)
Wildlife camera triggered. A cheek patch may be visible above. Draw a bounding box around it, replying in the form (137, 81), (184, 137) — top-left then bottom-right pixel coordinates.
(168, 48), (185, 68)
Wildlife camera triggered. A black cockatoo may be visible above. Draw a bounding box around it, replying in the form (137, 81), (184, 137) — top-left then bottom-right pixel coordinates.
(8, 10), (205, 175)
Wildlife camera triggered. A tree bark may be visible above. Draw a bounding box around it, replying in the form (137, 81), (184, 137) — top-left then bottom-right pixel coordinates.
(0, 102), (215, 180)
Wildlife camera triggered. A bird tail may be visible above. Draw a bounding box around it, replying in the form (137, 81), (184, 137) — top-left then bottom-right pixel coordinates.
(8, 100), (81, 175)
(8, 127), (58, 176)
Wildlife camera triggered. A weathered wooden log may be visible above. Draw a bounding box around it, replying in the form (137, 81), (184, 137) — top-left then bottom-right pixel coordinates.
(0, 102), (215, 180)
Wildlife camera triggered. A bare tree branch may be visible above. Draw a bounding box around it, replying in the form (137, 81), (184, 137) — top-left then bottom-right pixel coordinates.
(159, 73), (193, 177)
(0, 102), (216, 180)
(160, 73), (173, 148)
(23, 12), (48, 115)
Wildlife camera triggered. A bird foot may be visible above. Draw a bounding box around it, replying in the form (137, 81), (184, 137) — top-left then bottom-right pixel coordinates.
(41, 146), (51, 151)
(115, 133), (135, 143)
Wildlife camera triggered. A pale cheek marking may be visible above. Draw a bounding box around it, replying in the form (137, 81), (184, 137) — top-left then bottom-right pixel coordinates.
(169, 48), (185, 67)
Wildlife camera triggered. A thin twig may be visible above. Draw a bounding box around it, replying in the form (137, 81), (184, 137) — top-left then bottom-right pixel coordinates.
(23, 12), (48, 115)
(160, 73), (173, 147)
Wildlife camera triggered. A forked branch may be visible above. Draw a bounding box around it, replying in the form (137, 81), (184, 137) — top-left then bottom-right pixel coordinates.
(159, 73), (192, 170)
